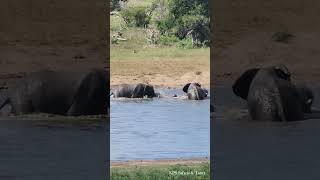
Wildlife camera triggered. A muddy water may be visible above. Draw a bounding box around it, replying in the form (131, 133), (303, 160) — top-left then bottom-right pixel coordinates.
(213, 83), (320, 180)
(110, 88), (210, 161)
(0, 118), (107, 180)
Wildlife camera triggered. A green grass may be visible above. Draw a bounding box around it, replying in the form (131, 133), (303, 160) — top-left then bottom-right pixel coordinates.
(111, 163), (210, 180)
(111, 46), (209, 61)
(126, 0), (155, 8)
(110, 15), (209, 61)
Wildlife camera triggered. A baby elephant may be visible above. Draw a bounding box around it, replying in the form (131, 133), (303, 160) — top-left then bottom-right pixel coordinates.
(112, 83), (157, 98)
(183, 83), (208, 100)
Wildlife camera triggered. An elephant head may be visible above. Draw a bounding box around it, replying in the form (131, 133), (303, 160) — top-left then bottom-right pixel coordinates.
(183, 82), (208, 100)
(232, 64), (310, 121)
(232, 64), (290, 100)
(132, 83), (156, 98)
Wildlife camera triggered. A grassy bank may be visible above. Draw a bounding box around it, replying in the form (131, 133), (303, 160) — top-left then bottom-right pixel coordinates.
(110, 8), (210, 87)
(111, 162), (209, 180)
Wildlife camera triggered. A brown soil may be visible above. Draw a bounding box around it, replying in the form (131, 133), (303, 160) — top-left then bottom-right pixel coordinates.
(111, 58), (210, 88)
(212, 0), (320, 84)
(0, 0), (107, 86)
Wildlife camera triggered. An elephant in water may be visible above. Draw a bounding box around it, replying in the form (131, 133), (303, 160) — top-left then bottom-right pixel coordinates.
(183, 83), (208, 100)
(111, 83), (157, 98)
(232, 64), (314, 121)
(0, 69), (108, 116)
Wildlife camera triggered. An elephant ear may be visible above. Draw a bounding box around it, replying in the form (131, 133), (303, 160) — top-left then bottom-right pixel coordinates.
(68, 71), (107, 115)
(232, 68), (260, 100)
(183, 83), (191, 93)
(132, 83), (145, 98)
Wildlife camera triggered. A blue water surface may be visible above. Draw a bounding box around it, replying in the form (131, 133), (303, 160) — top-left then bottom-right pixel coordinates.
(110, 89), (210, 161)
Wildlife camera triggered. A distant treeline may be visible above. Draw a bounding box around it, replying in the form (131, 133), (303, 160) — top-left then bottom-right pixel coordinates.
(111, 0), (210, 47)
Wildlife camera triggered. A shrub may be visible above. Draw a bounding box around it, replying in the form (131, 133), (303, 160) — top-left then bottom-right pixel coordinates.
(272, 31), (294, 43)
(155, 0), (210, 46)
(158, 35), (179, 46)
(120, 7), (151, 27)
(111, 0), (121, 11)
(176, 37), (193, 49)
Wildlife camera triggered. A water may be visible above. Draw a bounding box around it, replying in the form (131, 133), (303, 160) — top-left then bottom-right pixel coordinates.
(212, 83), (320, 180)
(110, 88), (210, 161)
(0, 119), (107, 180)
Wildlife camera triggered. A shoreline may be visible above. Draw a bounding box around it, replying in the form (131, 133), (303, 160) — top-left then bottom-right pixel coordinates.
(110, 84), (210, 90)
(111, 157), (209, 168)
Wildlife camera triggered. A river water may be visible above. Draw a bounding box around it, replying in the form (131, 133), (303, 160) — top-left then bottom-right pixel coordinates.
(212, 83), (320, 180)
(110, 88), (210, 161)
(0, 118), (107, 180)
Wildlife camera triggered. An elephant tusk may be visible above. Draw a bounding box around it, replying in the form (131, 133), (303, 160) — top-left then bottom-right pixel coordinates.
(306, 98), (312, 104)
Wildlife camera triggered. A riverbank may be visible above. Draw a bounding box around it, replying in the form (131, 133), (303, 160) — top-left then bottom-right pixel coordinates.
(212, 0), (320, 84)
(111, 158), (209, 168)
(111, 158), (209, 180)
(110, 47), (210, 88)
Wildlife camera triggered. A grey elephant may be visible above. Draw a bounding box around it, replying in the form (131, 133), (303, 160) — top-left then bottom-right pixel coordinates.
(182, 83), (208, 100)
(0, 69), (108, 116)
(112, 83), (157, 98)
(232, 65), (314, 121)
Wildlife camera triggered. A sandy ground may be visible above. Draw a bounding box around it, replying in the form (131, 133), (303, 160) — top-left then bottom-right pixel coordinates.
(212, 0), (320, 84)
(0, 0), (107, 87)
(111, 158), (209, 168)
(111, 58), (210, 88)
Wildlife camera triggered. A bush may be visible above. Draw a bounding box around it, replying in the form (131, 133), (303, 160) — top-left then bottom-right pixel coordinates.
(120, 7), (151, 27)
(158, 35), (179, 46)
(155, 0), (210, 46)
(111, 0), (121, 11)
(272, 31), (294, 43)
(176, 37), (193, 49)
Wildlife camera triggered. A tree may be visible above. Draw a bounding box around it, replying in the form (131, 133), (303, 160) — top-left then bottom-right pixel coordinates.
(111, 0), (121, 11)
(156, 0), (210, 46)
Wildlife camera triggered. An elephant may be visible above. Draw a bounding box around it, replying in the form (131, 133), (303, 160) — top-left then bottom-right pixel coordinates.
(111, 83), (157, 98)
(0, 68), (109, 116)
(182, 82), (208, 100)
(232, 64), (314, 121)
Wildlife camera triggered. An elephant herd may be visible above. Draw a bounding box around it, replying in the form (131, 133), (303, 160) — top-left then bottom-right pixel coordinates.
(110, 82), (209, 100)
(0, 64), (313, 122)
(232, 64), (318, 122)
(0, 68), (208, 117)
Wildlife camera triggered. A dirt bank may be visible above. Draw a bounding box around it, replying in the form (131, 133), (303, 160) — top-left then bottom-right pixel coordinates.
(212, 0), (320, 84)
(111, 58), (210, 88)
(0, 0), (107, 86)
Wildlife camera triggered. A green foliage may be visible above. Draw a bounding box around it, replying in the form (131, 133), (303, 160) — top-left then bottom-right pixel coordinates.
(111, 0), (121, 11)
(176, 37), (193, 49)
(272, 31), (294, 43)
(111, 37), (119, 44)
(111, 162), (210, 180)
(155, 0), (210, 46)
(158, 35), (179, 46)
(120, 6), (151, 27)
